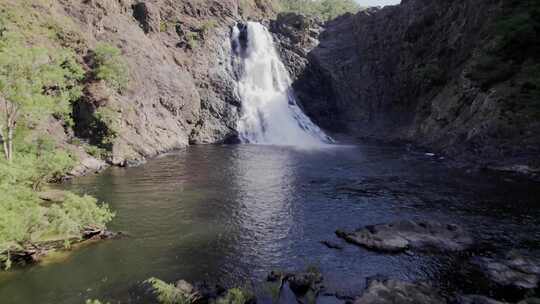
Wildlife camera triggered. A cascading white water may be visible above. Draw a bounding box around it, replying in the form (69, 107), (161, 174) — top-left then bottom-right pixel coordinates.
(232, 22), (331, 147)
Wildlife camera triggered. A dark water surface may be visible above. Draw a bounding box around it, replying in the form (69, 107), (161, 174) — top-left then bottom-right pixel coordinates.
(1, 144), (539, 304)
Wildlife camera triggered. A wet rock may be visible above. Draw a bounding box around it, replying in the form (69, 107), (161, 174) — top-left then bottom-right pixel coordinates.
(354, 279), (446, 304)
(453, 295), (507, 304)
(474, 252), (540, 291)
(270, 12), (322, 81)
(193, 282), (227, 303)
(336, 220), (473, 253)
(518, 299), (540, 304)
(267, 268), (324, 298)
(174, 280), (203, 303)
(320, 240), (344, 250)
(288, 270), (323, 296)
(70, 155), (107, 176)
(267, 270), (290, 282)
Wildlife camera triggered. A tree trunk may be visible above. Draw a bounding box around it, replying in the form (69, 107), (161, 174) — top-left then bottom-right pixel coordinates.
(0, 124), (8, 160)
(7, 122), (13, 162)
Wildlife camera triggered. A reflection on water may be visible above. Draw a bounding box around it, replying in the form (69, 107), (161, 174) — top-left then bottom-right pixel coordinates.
(1, 144), (539, 304)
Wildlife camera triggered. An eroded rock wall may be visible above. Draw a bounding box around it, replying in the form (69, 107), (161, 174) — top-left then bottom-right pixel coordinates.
(45, 0), (277, 167)
(278, 0), (540, 169)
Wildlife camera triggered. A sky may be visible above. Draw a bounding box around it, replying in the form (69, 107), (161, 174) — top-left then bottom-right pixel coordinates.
(355, 0), (401, 6)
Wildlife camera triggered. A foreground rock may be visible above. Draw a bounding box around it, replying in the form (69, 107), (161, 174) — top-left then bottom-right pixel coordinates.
(336, 220), (473, 253)
(474, 252), (540, 292)
(267, 268), (324, 298)
(354, 279), (446, 304)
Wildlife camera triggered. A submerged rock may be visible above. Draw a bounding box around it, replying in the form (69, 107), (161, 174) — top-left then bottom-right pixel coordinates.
(474, 252), (540, 291)
(336, 220), (473, 253)
(354, 279), (446, 304)
(320, 240), (344, 250)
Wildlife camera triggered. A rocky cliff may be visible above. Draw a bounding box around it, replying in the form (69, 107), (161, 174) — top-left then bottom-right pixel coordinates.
(1, 0), (277, 173)
(277, 0), (540, 171)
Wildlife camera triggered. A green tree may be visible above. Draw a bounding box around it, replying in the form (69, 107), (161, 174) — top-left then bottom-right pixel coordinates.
(0, 33), (83, 161)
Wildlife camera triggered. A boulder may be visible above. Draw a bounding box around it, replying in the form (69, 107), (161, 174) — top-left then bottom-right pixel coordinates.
(38, 189), (68, 203)
(354, 279), (446, 304)
(288, 270), (323, 296)
(336, 220), (473, 253)
(474, 252), (540, 291)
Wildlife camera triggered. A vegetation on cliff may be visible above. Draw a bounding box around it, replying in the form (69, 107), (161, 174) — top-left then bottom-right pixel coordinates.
(467, 0), (540, 121)
(279, 0), (361, 20)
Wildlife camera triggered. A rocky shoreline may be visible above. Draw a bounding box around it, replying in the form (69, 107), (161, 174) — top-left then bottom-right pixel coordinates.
(1, 228), (123, 270)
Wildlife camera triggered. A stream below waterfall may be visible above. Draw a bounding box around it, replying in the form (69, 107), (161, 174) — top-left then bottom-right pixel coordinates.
(1, 144), (539, 304)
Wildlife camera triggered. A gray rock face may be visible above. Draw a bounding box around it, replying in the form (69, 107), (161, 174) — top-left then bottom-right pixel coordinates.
(270, 12), (322, 81)
(132, 1), (160, 34)
(336, 220), (473, 253)
(283, 1), (540, 169)
(474, 252), (540, 291)
(354, 279), (446, 304)
(51, 0), (273, 166)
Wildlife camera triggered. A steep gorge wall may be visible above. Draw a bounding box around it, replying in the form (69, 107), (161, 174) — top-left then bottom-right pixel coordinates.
(3, 0), (276, 172)
(61, 0), (276, 166)
(281, 0), (540, 170)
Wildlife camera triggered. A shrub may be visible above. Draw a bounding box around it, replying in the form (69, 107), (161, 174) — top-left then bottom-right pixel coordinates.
(0, 137), (77, 190)
(0, 184), (114, 269)
(146, 278), (195, 304)
(93, 43), (129, 92)
(85, 145), (109, 160)
(185, 32), (199, 49)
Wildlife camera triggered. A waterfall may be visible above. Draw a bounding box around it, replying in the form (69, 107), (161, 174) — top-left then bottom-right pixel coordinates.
(232, 22), (332, 147)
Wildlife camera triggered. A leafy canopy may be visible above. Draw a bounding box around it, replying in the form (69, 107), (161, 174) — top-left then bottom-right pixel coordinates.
(0, 33), (84, 122)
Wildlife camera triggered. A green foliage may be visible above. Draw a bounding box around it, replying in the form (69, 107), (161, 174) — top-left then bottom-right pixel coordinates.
(185, 32), (200, 49)
(0, 137), (76, 190)
(201, 20), (217, 35)
(85, 144), (109, 160)
(93, 43), (129, 92)
(92, 106), (120, 150)
(146, 278), (195, 304)
(46, 192), (114, 237)
(217, 288), (255, 304)
(0, 182), (114, 269)
(279, 0), (360, 20)
(86, 300), (109, 304)
(0, 135), (114, 269)
(160, 21), (169, 33)
(0, 33), (84, 119)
